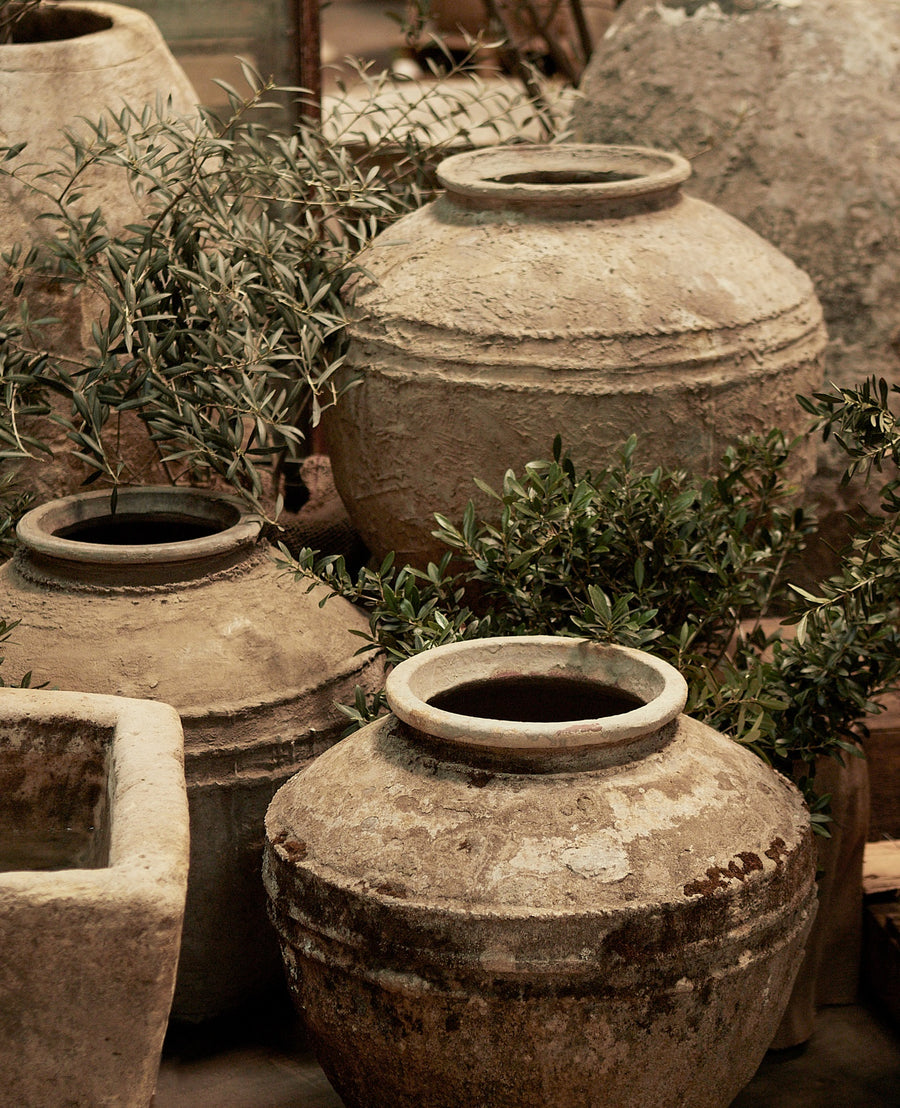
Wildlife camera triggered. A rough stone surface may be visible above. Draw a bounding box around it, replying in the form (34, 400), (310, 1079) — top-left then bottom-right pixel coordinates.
(326, 143), (825, 568)
(265, 639), (817, 1108)
(571, 0), (900, 552)
(0, 688), (189, 1107)
(0, 487), (384, 1020)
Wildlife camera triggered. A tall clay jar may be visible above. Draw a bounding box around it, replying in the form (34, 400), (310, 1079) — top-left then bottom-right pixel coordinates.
(0, 4), (201, 502)
(326, 144), (827, 568)
(0, 486), (383, 1021)
(264, 636), (817, 1108)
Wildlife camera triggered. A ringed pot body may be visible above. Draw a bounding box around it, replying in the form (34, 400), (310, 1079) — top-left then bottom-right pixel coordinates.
(0, 486), (383, 1020)
(265, 636), (817, 1108)
(326, 143), (826, 567)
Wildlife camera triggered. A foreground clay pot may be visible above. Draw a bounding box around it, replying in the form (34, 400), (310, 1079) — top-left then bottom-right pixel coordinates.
(265, 636), (817, 1108)
(0, 688), (188, 1106)
(0, 486), (383, 1021)
(326, 143), (826, 568)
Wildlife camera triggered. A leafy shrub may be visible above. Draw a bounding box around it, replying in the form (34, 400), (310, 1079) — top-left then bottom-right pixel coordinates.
(282, 430), (900, 829)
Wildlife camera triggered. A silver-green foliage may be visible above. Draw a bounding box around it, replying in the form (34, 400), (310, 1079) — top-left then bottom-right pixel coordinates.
(0, 70), (397, 515)
(0, 50), (560, 518)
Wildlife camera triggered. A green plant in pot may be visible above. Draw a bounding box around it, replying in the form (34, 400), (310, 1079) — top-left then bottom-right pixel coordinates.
(282, 427), (900, 1047)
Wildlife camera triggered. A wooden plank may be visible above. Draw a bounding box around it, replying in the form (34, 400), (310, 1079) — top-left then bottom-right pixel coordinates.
(866, 692), (900, 841)
(864, 840), (900, 897)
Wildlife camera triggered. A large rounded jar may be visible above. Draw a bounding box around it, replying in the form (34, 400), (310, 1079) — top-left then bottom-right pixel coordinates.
(571, 0), (900, 565)
(326, 143), (826, 568)
(0, 2), (197, 230)
(0, 3), (200, 502)
(0, 486), (383, 1021)
(264, 636), (817, 1108)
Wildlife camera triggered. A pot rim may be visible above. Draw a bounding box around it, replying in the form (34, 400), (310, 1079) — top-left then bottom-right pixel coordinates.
(435, 144), (691, 207)
(385, 635), (688, 754)
(16, 486), (260, 571)
(0, 2), (158, 60)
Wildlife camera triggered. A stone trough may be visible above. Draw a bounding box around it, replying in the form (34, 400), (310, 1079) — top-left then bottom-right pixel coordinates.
(0, 688), (189, 1107)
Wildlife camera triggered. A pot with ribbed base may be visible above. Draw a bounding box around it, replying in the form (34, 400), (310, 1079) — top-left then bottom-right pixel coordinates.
(0, 486), (383, 1020)
(265, 636), (816, 1108)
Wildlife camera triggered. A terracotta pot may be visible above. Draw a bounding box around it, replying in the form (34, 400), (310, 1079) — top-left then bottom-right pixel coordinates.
(571, 0), (900, 573)
(0, 486), (383, 1020)
(264, 636), (817, 1108)
(0, 2), (199, 502)
(0, 687), (188, 1106)
(326, 143), (826, 568)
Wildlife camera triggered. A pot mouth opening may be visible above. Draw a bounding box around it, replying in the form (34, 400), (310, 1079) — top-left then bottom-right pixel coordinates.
(427, 674), (645, 723)
(386, 636), (687, 757)
(488, 169), (641, 187)
(54, 512), (222, 546)
(8, 8), (112, 44)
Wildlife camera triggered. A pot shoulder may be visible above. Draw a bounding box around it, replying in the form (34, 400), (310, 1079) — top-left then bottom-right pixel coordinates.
(266, 711), (812, 919)
(0, 547), (373, 712)
(351, 192), (821, 344)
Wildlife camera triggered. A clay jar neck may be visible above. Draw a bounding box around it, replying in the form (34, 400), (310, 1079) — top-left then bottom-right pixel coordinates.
(435, 144), (692, 221)
(385, 636), (688, 773)
(14, 487), (262, 588)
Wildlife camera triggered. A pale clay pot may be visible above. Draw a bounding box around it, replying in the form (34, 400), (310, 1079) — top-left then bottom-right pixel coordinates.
(326, 143), (826, 569)
(0, 2), (200, 503)
(0, 486), (384, 1020)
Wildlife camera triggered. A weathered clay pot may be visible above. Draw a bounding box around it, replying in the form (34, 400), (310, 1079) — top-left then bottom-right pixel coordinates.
(0, 486), (383, 1021)
(326, 143), (826, 568)
(571, 0), (900, 568)
(0, 687), (189, 1106)
(0, 2), (199, 502)
(0, 2), (197, 229)
(264, 636), (817, 1108)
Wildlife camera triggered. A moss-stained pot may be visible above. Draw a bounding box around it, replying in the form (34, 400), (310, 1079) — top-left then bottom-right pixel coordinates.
(264, 636), (817, 1108)
(326, 143), (826, 568)
(0, 486), (383, 1021)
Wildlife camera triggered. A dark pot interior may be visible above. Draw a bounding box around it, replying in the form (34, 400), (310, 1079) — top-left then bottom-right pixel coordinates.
(8, 6), (111, 45)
